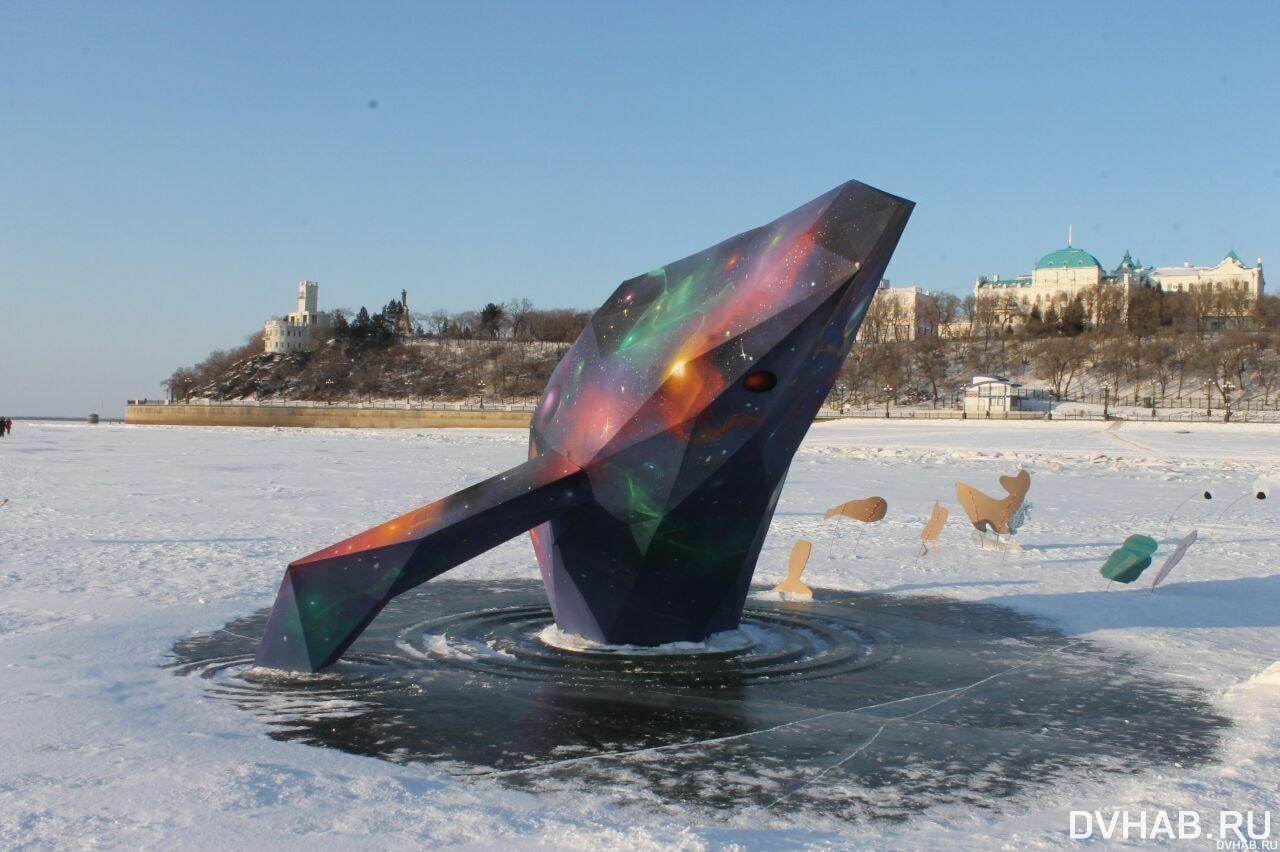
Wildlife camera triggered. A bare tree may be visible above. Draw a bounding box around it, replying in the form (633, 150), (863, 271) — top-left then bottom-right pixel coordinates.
(1143, 336), (1176, 402)
(869, 344), (907, 399)
(935, 292), (961, 337)
(450, 310), (479, 339)
(504, 297), (536, 340)
(1127, 285), (1164, 338)
(1084, 281), (1125, 331)
(1032, 336), (1086, 399)
(1252, 348), (1280, 404)
(910, 336), (948, 403)
(1254, 294), (1280, 333)
(959, 294), (977, 339)
(1189, 286), (1219, 338)
(427, 309), (451, 337)
(1092, 334), (1130, 396)
(163, 367), (200, 401)
(997, 292), (1022, 334)
(972, 293), (1000, 343)
(860, 292), (894, 343)
(529, 308), (591, 342)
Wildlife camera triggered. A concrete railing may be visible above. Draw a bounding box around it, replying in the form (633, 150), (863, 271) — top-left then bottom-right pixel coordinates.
(126, 402), (533, 429)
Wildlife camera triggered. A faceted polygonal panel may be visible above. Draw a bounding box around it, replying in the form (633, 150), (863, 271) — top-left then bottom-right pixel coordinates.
(257, 179), (913, 671)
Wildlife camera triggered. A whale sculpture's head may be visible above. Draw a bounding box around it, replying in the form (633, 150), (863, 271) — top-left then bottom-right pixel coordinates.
(529, 179), (914, 644)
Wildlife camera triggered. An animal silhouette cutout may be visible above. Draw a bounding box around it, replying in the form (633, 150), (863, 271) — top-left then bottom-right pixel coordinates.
(824, 496), (888, 522)
(955, 469), (1031, 535)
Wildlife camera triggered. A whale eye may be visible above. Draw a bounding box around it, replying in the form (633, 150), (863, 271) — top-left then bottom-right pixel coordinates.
(742, 370), (777, 393)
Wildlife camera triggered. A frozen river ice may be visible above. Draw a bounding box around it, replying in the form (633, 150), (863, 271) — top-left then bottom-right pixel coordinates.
(0, 419), (1276, 848)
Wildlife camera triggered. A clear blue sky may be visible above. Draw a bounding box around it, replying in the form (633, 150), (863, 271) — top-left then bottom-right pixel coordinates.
(2, 1), (1276, 417)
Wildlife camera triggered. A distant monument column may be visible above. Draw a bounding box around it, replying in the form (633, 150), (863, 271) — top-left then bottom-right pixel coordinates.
(395, 288), (413, 336)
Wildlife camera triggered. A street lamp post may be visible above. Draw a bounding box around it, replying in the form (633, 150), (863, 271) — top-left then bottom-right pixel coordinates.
(884, 386), (894, 419)
(1223, 381), (1234, 423)
(1205, 381), (1213, 418)
(1102, 382), (1110, 421)
(403, 379), (411, 407)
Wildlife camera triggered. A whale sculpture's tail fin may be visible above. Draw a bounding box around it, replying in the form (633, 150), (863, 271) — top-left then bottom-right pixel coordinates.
(255, 451), (589, 672)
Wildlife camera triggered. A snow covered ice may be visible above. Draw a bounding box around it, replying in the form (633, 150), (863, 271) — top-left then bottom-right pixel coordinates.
(1, 420), (1277, 849)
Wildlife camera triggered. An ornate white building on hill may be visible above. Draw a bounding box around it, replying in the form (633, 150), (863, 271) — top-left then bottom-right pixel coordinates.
(975, 239), (1264, 324)
(975, 244), (1143, 313)
(1148, 251), (1265, 298)
(264, 281), (331, 354)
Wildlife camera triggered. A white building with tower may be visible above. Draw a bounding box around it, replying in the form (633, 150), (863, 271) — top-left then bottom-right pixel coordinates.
(264, 281), (330, 354)
(974, 227), (1264, 328)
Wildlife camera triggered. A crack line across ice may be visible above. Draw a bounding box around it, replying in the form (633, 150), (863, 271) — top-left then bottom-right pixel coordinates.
(476, 639), (1089, 782)
(763, 638), (1090, 810)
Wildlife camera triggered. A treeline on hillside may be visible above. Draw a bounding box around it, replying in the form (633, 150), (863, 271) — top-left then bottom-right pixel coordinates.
(164, 334), (267, 403)
(165, 291), (1280, 411)
(164, 297), (592, 403)
(843, 287), (1280, 409)
(172, 339), (573, 404)
(333, 296), (593, 346)
(859, 282), (1278, 344)
(833, 327), (1280, 410)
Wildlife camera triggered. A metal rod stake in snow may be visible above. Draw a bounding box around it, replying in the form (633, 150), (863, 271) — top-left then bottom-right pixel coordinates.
(1208, 492), (1250, 544)
(1164, 489), (1211, 537)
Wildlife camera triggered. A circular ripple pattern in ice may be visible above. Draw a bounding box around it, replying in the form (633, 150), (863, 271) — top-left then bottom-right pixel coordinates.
(397, 603), (895, 685)
(170, 579), (1229, 822)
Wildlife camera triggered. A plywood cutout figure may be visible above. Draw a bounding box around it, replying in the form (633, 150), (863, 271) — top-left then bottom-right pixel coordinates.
(955, 470), (1030, 535)
(1150, 530), (1198, 589)
(824, 496), (887, 557)
(918, 501), (948, 556)
(824, 497), (888, 522)
(1099, 534), (1159, 583)
(772, 540), (814, 598)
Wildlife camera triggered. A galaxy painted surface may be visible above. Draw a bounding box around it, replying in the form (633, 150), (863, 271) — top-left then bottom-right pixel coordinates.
(257, 180), (913, 671)
(255, 453), (589, 671)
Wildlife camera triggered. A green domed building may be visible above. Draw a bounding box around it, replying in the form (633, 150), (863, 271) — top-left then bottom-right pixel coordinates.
(975, 237), (1264, 331)
(975, 237), (1145, 329)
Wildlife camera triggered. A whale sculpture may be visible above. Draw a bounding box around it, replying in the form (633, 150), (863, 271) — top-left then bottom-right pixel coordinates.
(256, 179), (913, 671)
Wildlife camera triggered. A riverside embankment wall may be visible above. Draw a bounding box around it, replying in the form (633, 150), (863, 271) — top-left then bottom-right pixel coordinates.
(125, 402), (533, 429)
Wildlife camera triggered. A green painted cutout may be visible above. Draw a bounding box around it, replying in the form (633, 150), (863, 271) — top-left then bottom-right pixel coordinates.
(1099, 534), (1159, 583)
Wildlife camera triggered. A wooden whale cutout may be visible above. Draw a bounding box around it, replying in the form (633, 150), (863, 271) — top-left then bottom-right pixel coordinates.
(955, 469), (1030, 535)
(824, 496), (888, 523)
(772, 540), (813, 597)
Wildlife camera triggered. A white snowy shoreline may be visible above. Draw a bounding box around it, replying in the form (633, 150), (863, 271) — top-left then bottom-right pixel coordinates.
(0, 420), (1275, 849)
